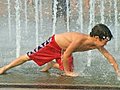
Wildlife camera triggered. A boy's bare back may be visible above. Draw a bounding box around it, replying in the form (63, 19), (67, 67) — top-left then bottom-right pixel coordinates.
(55, 32), (96, 52)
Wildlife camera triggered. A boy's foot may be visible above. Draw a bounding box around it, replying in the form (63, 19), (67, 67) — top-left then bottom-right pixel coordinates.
(65, 72), (79, 77)
(40, 62), (54, 72)
(40, 68), (49, 72)
(0, 67), (6, 74)
(40, 65), (52, 72)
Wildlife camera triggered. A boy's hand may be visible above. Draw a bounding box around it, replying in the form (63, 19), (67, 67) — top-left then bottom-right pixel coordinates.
(116, 70), (120, 77)
(65, 72), (79, 77)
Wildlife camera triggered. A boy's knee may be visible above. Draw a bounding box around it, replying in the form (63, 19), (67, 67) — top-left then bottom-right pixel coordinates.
(20, 54), (31, 61)
(25, 55), (31, 61)
(53, 63), (59, 68)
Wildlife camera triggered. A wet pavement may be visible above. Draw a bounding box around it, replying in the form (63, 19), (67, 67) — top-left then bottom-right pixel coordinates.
(0, 62), (120, 90)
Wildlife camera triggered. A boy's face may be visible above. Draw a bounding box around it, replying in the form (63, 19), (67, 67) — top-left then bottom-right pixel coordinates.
(95, 36), (109, 47)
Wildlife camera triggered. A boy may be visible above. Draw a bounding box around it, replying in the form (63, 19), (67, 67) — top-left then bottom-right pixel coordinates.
(0, 24), (120, 77)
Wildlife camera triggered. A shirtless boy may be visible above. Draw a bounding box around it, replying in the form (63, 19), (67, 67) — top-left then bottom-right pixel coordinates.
(0, 23), (120, 77)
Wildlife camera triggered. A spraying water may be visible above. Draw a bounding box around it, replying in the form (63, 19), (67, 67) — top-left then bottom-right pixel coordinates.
(66, 0), (70, 32)
(52, 0), (58, 34)
(6, 0), (119, 64)
(77, 0), (83, 33)
(35, 0), (39, 46)
(39, 0), (43, 33)
(109, 0), (112, 22)
(100, 0), (105, 23)
(87, 0), (95, 67)
(114, 0), (118, 51)
(7, 0), (11, 41)
(15, 0), (21, 58)
(24, 0), (28, 33)
(2, 0), (120, 81)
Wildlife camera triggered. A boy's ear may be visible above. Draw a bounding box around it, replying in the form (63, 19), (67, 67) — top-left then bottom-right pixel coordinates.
(94, 36), (99, 40)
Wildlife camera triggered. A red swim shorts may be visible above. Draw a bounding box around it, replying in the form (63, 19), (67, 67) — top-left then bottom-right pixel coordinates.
(27, 35), (74, 71)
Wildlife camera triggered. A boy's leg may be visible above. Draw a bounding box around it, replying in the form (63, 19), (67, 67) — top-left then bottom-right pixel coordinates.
(40, 61), (55, 72)
(40, 61), (60, 72)
(53, 63), (59, 69)
(0, 54), (30, 74)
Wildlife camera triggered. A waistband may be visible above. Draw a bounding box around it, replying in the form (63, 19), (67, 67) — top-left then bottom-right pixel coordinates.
(51, 34), (62, 51)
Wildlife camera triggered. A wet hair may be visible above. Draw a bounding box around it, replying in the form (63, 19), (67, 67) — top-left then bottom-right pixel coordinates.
(90, 24), (113, 41)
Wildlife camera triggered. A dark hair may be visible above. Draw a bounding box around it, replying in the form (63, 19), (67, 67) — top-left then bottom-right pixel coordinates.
(90, 24), (113, 41)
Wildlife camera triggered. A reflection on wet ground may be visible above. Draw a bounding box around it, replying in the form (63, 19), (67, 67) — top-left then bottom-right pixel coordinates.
(0, 61), (120, 89)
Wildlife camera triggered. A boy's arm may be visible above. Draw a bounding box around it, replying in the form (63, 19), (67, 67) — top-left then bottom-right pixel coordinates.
(98, 47), (119, 74)
(62, 41), (80, 77)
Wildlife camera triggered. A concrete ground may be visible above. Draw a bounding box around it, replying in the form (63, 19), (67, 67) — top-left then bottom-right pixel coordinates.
(0, 64), (120, 90)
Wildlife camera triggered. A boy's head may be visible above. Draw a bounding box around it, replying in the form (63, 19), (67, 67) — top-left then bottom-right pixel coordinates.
(90, 24), (113, 41)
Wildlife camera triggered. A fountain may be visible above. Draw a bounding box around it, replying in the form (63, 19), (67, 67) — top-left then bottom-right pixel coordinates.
(15, 0), (21, 58)
(0, 0), (120, 89)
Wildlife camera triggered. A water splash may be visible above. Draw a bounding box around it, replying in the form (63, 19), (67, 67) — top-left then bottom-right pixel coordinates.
(50, 72), (61, 77)
(66, 0), (70, 32)
(35, 0), (39, 46)
(77, 0), (83, 33)
(3, 0), (120, 80)
(117, 76), (120, 81)
(52, 0), (58, 34)
(15, 0), (21, 58)
(24, 0), (28, 33)
(114, 0), (118, 51)
(79, 72), (92, 77)
(87, 0), (95, 67)
(109, 0), (112, 22)
(7, 0), (11, 41)
(39, 0), (43, 33)
(100, 0), (105, 23)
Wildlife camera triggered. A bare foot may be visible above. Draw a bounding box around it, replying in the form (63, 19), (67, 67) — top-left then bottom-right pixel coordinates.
(0, 67), (6, 74)
(40, 62), (54, 72)
(65, 72), (79, 77)
(40, 68), (49, 72)
(40, 65), (52, 72)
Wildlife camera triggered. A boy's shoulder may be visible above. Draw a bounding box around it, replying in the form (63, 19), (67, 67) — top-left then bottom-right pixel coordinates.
(57, 32), (88, 41)
(62, 32), (87, 36)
